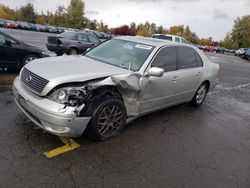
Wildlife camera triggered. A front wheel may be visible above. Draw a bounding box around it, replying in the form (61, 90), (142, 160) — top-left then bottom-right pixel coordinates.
(87, 97), (127, 141)
(20, 55), (38, 69)
(190, 83), (208, 106)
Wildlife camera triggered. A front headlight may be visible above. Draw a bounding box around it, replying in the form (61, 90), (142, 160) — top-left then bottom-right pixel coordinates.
(48, 87), (87, 106)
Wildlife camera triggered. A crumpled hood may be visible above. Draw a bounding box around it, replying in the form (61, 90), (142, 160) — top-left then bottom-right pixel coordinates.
(24, 55), (131, 95)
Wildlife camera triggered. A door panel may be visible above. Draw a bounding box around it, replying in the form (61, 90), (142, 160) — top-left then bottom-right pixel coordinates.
(0, 36), (20, 68)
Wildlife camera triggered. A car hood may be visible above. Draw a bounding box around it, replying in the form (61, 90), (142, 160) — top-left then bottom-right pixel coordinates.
(24, 55), (131, 95)
(22, 42), (45, 53)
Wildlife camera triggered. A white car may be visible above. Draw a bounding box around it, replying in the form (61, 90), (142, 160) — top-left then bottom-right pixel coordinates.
(13, 36), (219, 141)
(152, 34), (189, 44)
(235, 48), (246, 56)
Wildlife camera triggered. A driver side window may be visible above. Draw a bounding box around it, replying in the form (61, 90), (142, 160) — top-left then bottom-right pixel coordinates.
(151, 47), (177, 72)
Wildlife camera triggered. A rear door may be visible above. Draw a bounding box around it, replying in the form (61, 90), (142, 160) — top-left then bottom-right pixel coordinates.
(175, 46), (204, 99)
(73, 33), (95, 51)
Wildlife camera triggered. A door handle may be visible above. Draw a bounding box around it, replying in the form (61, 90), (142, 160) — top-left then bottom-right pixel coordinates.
(171, 76), (179, 82)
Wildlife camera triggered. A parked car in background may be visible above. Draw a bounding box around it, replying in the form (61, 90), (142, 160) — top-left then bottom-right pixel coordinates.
(57, 27), (65, 33)
(0, 19), (6, 27)
(100, 32), (112, 40)
(84, 29), (110, 40)
(242, 48), (250, 60)
(3, 20), (17, 29)
(216, 47), (225, 54)
(235, 48), (246, 56)
(16, 21), (31, 30)
(28, 23), (37, 31)
(45, 25), (58, 33)
(46, 31), (101, 55)
(204, 46), (216, 52)
(35, 24), (46, 32)
(13, 36), (219, 140)
(151, 34), (189, 44)
(0, 31), (49, 70)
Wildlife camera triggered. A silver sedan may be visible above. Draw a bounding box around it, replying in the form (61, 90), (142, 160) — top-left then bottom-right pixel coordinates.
(13, 36), (220, 141)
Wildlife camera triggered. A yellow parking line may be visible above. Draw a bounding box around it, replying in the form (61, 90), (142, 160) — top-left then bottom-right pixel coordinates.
(44, 137), (80, 158)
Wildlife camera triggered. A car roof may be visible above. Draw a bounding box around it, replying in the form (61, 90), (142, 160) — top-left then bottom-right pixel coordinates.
(152, 33), (182, 38)
(115, 36), (190, 48)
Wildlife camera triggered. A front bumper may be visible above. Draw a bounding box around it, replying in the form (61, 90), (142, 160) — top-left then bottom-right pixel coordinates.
(13, 77), (91, 137)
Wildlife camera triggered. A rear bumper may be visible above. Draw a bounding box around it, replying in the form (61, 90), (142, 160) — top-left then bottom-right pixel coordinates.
(13, 77), (91, 137)
(46, 43), (65, 54)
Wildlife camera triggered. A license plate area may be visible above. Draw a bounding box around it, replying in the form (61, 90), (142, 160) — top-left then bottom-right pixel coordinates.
(18, 93), (26, 107)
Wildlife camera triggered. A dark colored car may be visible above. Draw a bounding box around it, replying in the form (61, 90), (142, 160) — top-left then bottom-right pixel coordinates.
(100, 32), (112, 40)
(28, 23), (37, 31)
(45, 25), (58, 33)
(0, 31), (49, 70)
(46, 31), (101, 56)
(57, 27), (65, 33)
(216, 47), (225, 54)
(242, 48), (250, 60)
(84, 30), (110, 40)
(0, 19), (6, 27)
(16, 21), (31, 30)
(35, 24), (46, 32)
(3, 20), (17, 29)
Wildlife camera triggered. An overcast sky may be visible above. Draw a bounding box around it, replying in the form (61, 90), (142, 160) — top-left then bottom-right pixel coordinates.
(1, 0), (250, 40)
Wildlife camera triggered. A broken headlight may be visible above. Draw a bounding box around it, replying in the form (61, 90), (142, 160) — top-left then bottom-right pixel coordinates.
(48, 87), (87, 106)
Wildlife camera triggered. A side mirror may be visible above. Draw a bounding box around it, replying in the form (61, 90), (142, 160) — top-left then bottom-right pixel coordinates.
(5, 39), (12, 46)
(146, 67), (164, 77)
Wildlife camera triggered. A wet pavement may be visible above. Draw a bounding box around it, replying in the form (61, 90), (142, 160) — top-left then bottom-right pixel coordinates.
(0, 53), (250, 187)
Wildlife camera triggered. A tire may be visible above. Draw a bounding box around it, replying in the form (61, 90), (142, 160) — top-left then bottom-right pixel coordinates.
(20, 55), (38, 69)
(190, 83), (208, 106)
(56, 52), (63, 56)
(86, 97), (127, 141)
(68, 48), (78, 55)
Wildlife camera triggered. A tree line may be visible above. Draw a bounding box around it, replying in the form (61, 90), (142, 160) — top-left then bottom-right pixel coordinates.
(0, 0), (249, 49)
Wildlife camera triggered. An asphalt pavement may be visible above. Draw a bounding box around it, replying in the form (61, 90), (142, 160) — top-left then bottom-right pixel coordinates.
(0, 28), (250, 187)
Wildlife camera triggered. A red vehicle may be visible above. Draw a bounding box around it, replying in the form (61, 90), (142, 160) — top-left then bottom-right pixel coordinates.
(3, 20), (17, 29)
(204, 45), (216, 52)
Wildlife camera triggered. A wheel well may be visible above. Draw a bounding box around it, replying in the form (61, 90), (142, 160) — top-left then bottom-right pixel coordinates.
(80, 86), (123, 117)
(91, 86), (123, 100)
(69, 47), (78, 51)
(202, 80), (210, 91)
(19, 53), (39, 69)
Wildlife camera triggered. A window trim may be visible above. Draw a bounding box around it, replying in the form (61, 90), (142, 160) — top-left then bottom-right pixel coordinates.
(177, 46), (203, 70)
(149, 46), (178, 73)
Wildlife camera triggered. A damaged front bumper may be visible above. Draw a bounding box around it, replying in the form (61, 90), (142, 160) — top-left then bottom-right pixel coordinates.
(13, 77), (91, 137)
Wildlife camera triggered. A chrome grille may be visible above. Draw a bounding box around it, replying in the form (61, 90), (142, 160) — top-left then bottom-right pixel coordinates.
(20, 67), (49, 94)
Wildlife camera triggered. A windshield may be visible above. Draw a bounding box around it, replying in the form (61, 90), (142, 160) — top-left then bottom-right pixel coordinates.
(85, 39), (154, 71)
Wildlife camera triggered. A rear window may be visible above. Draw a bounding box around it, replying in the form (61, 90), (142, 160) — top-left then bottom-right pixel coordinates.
(58, 32), (76, 39)
(178, 47), (197, 69)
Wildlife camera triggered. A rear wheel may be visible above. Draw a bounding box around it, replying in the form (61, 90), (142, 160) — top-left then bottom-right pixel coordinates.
(87, 97), (127, 141)
(68, 48), (78, 55)
(56, 52), (63, 56)
(190, 83), (208, 106)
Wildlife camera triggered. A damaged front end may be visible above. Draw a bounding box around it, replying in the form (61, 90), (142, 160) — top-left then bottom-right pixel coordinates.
(13, 72), (143, 137)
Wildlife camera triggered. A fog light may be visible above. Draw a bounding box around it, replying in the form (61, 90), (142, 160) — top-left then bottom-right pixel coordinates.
(44, 124), (71, 134)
